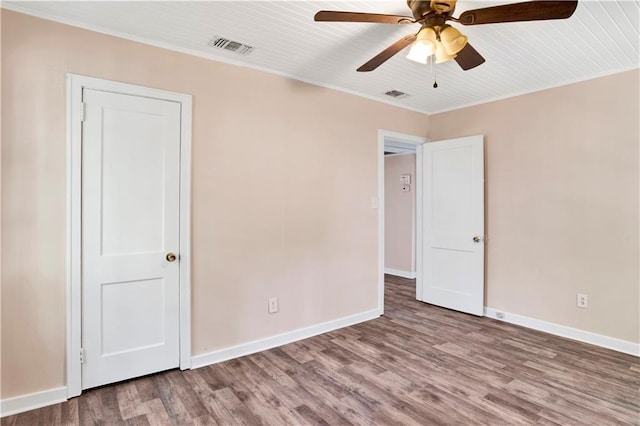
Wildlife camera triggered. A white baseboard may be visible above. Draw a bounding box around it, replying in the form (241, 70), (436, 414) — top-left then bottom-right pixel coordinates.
(0, 386), (67, 418)
(191, 308), (380, 369)
(384, 268), (416, 279)
(484, 307), (640, 357)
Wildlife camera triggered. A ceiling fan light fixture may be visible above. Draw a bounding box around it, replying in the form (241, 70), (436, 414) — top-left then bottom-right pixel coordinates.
(406, 27), (437, 64)
(434, 40), (457, 63)
(406, 40), (435, 64)
(440, 24), (468, 55)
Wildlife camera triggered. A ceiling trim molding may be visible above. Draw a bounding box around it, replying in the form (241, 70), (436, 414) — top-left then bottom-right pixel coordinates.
(1, 3), (429, 116)
(429, 64), (640, 115)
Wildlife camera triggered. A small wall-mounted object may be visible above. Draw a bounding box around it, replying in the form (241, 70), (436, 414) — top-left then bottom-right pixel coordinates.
(400, 174), (411, 185)
(401, 185), (411, 192)
(268, 297), (279, 314)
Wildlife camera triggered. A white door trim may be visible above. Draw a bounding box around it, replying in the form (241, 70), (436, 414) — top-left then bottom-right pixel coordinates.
(377, 130), (428, 314)
(66, 74), (192, 398)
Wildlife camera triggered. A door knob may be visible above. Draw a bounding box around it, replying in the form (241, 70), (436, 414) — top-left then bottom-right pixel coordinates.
(166, 252), (177, 262)
(472, 236), (484, 243)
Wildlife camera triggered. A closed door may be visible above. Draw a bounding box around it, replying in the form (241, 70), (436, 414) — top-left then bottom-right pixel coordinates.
(82, 89), (182, 389)
(422, 135), (485, 316)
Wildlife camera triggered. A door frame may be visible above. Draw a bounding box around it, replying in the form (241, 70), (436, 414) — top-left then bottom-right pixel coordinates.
(65, 74), (193, 398)
(377, 130), (428, 314)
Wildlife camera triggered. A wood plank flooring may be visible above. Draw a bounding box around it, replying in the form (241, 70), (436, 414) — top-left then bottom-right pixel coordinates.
(4, 275), (639, 425)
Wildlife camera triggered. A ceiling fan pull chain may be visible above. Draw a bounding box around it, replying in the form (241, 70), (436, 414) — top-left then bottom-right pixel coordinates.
(432, 56), (438, 89)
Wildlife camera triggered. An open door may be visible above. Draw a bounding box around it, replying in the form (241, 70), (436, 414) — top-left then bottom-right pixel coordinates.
(422, 135), (484, 316)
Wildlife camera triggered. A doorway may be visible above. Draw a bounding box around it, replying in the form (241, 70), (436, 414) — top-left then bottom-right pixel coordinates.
(377, 131), (427, 313)
(384, 147), (417, 280)
(378, 131), (485, 316)
(66, 75), (193, 398)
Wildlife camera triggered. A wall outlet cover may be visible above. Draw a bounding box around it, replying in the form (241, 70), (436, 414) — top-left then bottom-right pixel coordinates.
(577, 293), (588, 308)
(268, 297), (279, 314)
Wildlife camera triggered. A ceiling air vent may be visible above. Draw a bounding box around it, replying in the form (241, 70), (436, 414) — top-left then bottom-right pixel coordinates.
(385, 90), (409, 99)
(207, 36), (255, 55)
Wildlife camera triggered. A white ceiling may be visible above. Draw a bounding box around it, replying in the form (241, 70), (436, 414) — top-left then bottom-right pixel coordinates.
(4, 1), (639, 114)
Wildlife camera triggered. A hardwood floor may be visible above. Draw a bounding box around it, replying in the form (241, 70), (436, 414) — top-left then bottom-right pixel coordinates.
(4, 275), (639, 425)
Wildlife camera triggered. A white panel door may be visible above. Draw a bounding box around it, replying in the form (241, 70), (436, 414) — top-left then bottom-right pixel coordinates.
(422, 135), (484, 316)
(82, 89), (181, 389)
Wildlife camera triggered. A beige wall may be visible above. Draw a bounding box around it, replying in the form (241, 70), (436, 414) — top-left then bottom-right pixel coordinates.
(384, 154), (416, 273)
(0, 10), (430, 398)
(430, 69), (640, 343)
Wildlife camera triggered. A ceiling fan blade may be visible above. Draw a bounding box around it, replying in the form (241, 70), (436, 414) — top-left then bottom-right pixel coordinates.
(314, 11), (414, 24)
(458, 1), (578, 25)
(357, 34), (417, 72)
(454, 43), (486, 70)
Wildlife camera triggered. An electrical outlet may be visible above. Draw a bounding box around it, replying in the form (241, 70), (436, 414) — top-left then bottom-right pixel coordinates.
(268, 297), (279, 314)
(577, 293), (588, 308)
(496, 311), (505, 319)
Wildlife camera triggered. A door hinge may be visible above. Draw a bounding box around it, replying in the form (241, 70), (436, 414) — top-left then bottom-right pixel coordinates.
(80, 348), (86, 364)
(79, 103), (86, 122)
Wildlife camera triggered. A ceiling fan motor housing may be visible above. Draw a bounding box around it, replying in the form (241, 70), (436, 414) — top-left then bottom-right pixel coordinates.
(407, 0), (457, 19)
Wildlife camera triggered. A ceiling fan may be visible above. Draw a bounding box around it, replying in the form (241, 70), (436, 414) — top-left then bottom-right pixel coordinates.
(314, 1), (578, 72)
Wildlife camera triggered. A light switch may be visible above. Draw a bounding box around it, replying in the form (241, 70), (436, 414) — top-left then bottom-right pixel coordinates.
(400, 175), (411, 185)
(401, 185), (410, 192)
